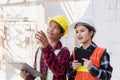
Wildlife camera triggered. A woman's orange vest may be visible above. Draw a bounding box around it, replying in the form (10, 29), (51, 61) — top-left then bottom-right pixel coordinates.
(72, 47), (105, 80)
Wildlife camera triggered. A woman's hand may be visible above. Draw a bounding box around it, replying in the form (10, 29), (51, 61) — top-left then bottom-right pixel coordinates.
(82, 58), (92, 70)
(72, 60), (82, 70)
(35, 30), (49, 48)
(20, 71), (29, 80)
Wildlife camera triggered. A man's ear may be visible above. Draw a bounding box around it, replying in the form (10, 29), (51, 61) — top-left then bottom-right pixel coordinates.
(61, 33), (64, 37)
(59, 33), (64, 39)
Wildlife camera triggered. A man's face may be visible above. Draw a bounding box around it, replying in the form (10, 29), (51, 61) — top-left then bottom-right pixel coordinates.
(47, 21), (63, 40)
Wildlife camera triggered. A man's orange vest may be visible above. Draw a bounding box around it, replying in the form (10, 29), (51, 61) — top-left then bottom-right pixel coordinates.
(72, 47), (105, 80)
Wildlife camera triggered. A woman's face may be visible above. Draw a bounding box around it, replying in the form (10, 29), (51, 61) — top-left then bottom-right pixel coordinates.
(47, 21), (63, 40)
(75, 25), (93, 44)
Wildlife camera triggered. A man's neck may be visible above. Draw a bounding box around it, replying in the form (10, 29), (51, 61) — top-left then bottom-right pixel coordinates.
(49, 39), (59, 49)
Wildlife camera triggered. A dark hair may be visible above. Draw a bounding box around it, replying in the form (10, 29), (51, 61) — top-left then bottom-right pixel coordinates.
(59, 25), (65, 34)
(74, 23), (96, 39)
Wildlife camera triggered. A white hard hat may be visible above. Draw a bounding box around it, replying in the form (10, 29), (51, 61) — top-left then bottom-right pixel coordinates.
(71, 17), (95, 28)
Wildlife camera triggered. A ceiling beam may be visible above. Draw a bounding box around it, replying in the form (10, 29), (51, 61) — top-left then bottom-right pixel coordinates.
(0, 0), (77, 7)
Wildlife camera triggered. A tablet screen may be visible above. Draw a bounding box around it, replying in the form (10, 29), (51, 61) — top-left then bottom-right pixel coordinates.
(74, 47), (91, 65)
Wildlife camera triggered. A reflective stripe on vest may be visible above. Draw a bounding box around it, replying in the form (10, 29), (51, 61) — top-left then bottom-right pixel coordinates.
(36, 47), (42, 80)
(73, 47), (105, 80)
(36, 48), (42, 72)
(77, 66), (88, 72)
(47, 68), (53, 80)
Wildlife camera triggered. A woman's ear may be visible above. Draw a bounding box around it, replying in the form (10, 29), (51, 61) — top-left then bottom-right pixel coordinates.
(90, 31), (94, 37)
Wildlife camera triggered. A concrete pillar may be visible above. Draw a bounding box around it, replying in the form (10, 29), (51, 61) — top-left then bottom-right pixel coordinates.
(0, 26), (6, 80)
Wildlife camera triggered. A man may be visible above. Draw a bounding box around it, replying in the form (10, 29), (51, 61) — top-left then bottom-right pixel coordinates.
(20, 15), (70, 80)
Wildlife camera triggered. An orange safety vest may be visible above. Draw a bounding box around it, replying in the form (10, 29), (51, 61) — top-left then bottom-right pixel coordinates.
(72, 47), (105, 80)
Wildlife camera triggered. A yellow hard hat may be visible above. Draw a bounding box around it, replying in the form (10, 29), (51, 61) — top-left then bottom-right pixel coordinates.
(48, 15), (69, 36)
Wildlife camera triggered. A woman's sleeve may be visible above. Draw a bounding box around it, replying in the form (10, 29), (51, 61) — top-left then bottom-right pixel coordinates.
(67, 54), (76, 80)
(89, 51), (113, 80)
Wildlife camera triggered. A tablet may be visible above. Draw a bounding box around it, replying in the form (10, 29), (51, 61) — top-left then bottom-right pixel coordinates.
(74, 47), (91, 65)
(8, 61), (42, 77)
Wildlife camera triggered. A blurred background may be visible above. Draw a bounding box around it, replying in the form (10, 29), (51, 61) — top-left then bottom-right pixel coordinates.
(0, 0), (119, 80)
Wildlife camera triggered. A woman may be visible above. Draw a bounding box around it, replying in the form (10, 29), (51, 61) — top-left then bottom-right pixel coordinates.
(67, 17), (113, 80)
(20, 15), (70, 80)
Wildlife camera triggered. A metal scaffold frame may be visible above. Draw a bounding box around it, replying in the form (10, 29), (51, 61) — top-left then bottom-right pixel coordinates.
(0, 0), (78, 7)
